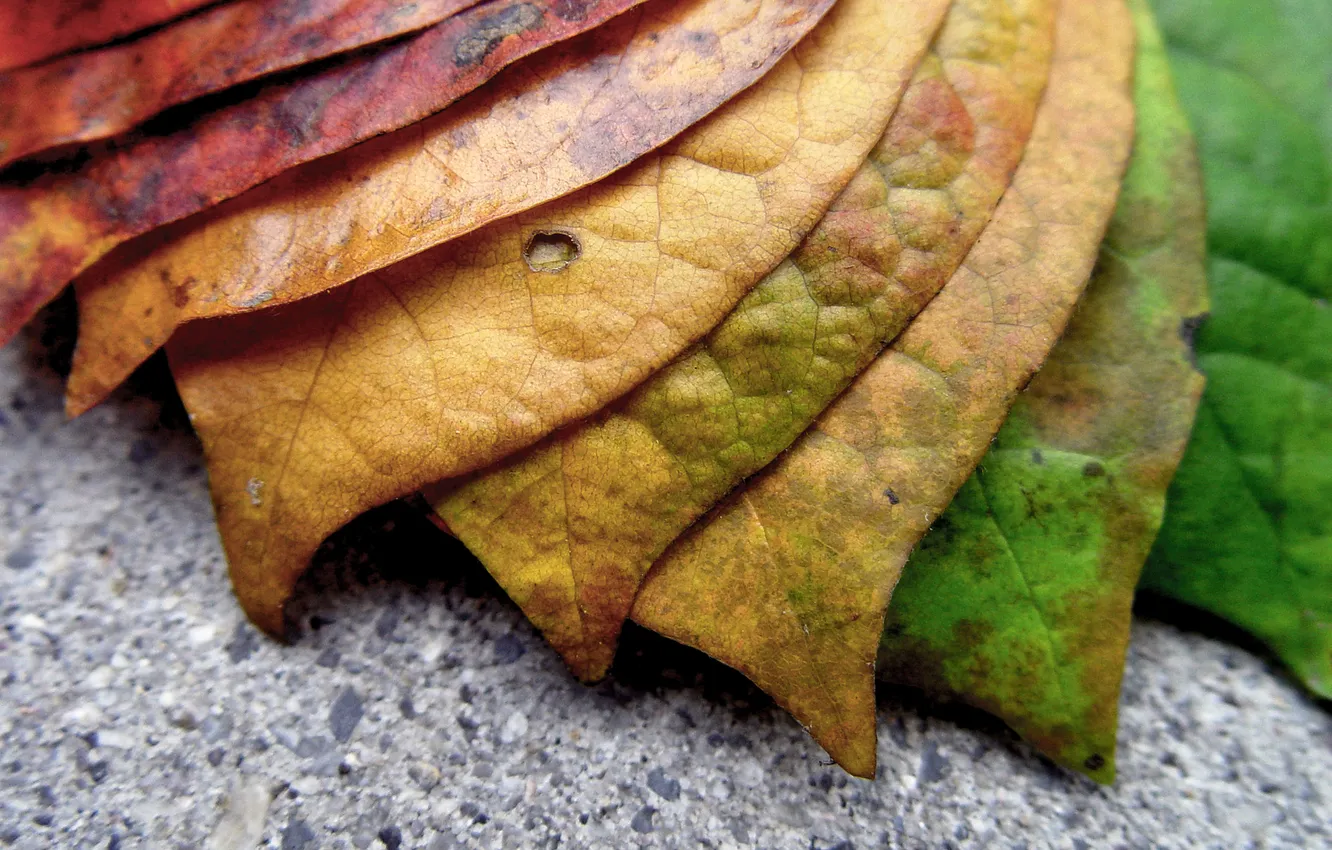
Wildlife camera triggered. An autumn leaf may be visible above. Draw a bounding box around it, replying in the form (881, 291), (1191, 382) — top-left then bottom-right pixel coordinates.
(164, 0), (948, 639)
(428, 0), (1054, 683)
(0, 0), (652, 347)
(630, 0), (1136, 779)
(0, 0), (489, 168)
(64, 0), (836, 414)
(1140, 0), (1332, 699)
(878, 0), (1208, 785)
(0, 0), (215, 73)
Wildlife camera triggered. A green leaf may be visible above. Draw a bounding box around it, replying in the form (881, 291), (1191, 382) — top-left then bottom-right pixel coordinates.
(1141, 0), (1332, 698)
(878, 0), (1209, 783)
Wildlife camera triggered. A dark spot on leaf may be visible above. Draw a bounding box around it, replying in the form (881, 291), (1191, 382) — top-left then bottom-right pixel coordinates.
(1084, 753), (1105, 771)
(523, 230), (581, 273)
(882, 487), (900, 505)
(1082, 461), (1105, 478)
(1031, 449), (1044, 465)
(1178, 313), (1208, 370)
(550, 0), (593, 21)
(454, 3), (543, 67)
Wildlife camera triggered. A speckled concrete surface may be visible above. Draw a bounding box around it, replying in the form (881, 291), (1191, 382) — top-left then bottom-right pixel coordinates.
(2, 310), (1330, 850)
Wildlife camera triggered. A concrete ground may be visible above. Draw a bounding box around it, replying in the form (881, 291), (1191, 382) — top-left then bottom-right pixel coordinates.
(1, 308), (1329, 849)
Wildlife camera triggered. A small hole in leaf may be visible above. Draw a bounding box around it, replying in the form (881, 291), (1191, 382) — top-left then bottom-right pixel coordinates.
(523, 230), (581, 273)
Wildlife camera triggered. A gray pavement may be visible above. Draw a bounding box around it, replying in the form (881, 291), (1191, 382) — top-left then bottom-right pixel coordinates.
(2, 309), (1329, 849)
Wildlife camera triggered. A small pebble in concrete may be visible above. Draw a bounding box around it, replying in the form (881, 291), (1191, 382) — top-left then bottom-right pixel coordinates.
(647, 767), (681, 801)
(919, 741), (949, 784)
(226, 622), (259, 664)
(630, 806), (656, 834)
(408, 761), (440, 792)
(377, 826), (403, 850)
(205, 780), (272, 850)
(492, 634), (525, 664)
(280, 819), (316, 850)
(329, 687), (364, 743)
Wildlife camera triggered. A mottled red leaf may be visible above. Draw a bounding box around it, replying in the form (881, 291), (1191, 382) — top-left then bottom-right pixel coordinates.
(0, 0), (488, 168)
(0, 0), (216, 73)
(65, 0), (837, 415)
(0, 0), (652, 345)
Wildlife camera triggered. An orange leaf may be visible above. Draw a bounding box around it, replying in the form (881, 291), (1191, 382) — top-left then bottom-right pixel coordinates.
(428, 0), (1054, 683)
(64, 0), (834, 413)
(0, 0), (652, 347)
(630, 0), (1136, 778)
(164, 0), (949, 639)
(0, 0), (215, 73)
(0, 0), (488, 168)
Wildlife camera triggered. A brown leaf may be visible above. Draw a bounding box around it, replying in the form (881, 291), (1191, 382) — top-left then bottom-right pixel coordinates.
(0, 0), (653, 347)
(428, 0), (1054, 682)
(164, 0), (950, 638)
(0, 0), (488, 168)
(0, 0), (215, 73)
(630, 0), (1137, 778)
(64, 0), (834, 413)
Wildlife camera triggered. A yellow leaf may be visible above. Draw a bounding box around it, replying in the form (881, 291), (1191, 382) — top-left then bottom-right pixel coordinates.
(165, 0), (952, 638)
(429, 0), (1055, 682)
(65, 0), (837, 415)
(630, 0), (1137, 778)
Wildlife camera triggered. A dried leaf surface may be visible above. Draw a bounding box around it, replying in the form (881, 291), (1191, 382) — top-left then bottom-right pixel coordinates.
(0, 0), (215, 73)
(0, 0), (486, 168)
(880, 0), (1208, 784)
(166, 0), (948, 638)
(1, 0), (651, 348)
(65, 0), (836, 413)
(1142, 0), (1332, 698)
(630, 0), (1136, 779)
(429, 0), (1054, 682)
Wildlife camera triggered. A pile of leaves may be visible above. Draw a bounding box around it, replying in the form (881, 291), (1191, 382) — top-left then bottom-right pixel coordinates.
(1, 0), (1327, 783)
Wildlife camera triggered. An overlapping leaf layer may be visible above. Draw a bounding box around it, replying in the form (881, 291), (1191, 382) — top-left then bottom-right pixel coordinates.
(880, 0), (1208, 783)
(64, 0), (834, 413)
(1142, 0), (1332, 699)
(430, 0), (1053, 687)
(166, 0), (946, 638)
(0, 0), (486, 169)
(2, 0), (658, 346)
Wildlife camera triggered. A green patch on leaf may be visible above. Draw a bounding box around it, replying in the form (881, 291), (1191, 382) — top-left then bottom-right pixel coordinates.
(880, 0), (1209, 782)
